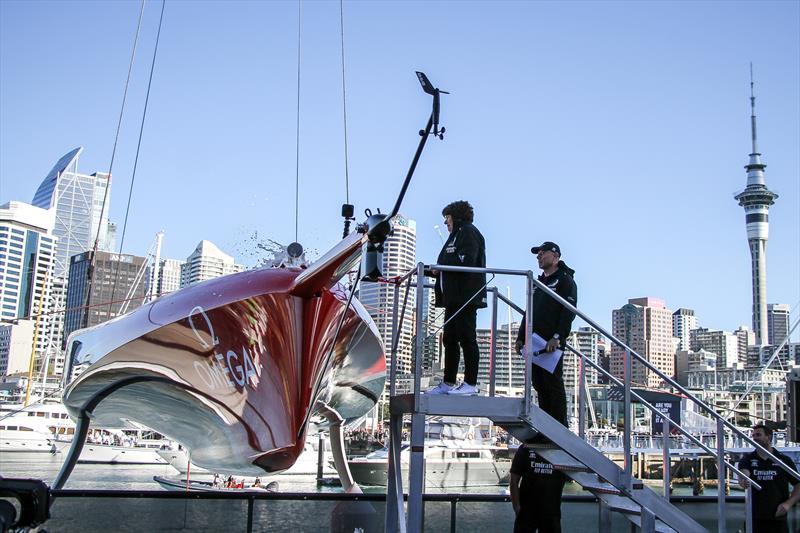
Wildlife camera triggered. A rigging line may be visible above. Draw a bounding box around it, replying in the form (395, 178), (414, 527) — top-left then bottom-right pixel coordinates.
(83, 0), (146, 329)
(109, 0), (167, 318)
(339, 0), (350, 203)
(294, 0), (302, 243)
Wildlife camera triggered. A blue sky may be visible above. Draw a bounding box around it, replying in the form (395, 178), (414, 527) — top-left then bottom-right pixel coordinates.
(1, 1), (798, 338)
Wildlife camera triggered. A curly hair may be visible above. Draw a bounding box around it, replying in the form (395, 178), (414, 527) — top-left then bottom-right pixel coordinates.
(442, 200), (474, 223)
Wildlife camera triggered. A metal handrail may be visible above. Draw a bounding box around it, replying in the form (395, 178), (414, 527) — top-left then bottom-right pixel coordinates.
(388, 261), (784, 533)
(565, 344), (762, 491)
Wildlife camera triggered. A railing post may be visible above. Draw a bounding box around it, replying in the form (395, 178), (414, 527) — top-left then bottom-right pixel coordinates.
(744, 485), (753, 533)
(524, 273), (534, 415)
(406, 262), (426, 533)
(413, 262), (425, 407)
(623, 348), (632, 490)
(389, 282), (400, 397)
(578, 352), (586, 440)
(489, 288), (498, 397)
(662, 417), (671, 500)
(716, 417), (726, 533)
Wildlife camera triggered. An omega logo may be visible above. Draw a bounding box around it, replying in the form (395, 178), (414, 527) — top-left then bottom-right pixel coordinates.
(188, 305), (260, 391)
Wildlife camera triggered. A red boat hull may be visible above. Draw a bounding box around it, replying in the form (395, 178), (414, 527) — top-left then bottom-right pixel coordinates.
(63, 233), (386, 474)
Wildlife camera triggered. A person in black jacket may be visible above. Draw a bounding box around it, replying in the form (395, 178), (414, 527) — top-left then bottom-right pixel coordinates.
(515, 241), (577, 426)
(427, 200), (487, 396)
(738, 424), (800, 533)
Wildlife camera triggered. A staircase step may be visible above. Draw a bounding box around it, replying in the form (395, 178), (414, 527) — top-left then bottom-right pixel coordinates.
(565, 471), (622, 495)
(595, 492), (677, 533)
(531, 448), (589, 472)
(597, 493), (641, 515)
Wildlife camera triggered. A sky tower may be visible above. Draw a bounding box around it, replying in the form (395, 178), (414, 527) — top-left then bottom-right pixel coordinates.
(734, 66), (778, 345)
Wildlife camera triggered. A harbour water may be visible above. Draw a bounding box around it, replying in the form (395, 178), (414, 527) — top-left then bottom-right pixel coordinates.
(4, 452), (799, 532)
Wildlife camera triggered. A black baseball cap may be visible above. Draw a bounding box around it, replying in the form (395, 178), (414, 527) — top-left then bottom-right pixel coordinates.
(531, 241), (561, 255)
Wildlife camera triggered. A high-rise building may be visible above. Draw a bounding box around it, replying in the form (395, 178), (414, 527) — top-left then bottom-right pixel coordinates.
(734, 75), (778, 345)
(180, 240), (243, 287)
(0, 320), (35, 376)
(63, 251), (148, 344)
(30, 148), (114, 366)
(566, 327), (602, 388)
(767, 303), (791, 345)
(690, 328), (740, 369)
(672, 308), (697, 352)
(734, 326), (755, 365)
(610, 297), (676, 388)
(476, 323), (525, 394)
(30, 148), (112, 279)
(0, 202), (57, 369)
(155, 259), (185, 296)
(420, 284), (442, 374)
(358, 215), (417, 375)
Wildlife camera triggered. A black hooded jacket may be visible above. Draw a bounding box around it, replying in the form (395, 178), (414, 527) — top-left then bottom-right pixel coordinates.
(433, 220), (487, 310)
(516, 261), (577, 347)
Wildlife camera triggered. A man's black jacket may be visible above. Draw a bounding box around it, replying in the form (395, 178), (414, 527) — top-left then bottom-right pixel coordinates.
(434, 221), (487, 310)
(516, 261), (577, 348)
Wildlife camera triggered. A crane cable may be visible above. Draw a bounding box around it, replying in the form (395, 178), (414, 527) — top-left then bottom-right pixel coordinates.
(339, 0), (350, 204)
(109, 0), (167, 318)
(81, 0), (146, 329)
(294, 0), (302, 243)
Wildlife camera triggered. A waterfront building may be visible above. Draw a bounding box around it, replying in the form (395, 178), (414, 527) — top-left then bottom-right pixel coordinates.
(686, 366), (787, 425)
(734, 77), (778, 345)
(148, 258), (184, 297)
(675, 349), (717, 385)
(357, 214), (417, 375)
(734, 325), (756, 365)
(0, 202), (58, 373)
(476, 322), (524, 395)
(566, 327), (602, 388)
(420, 285), (442, 374)
(180, 240), (243, 287)
(690, 327), (739, 369)
(767, 303), (791, 345)
(672, 308), (697, 352)
(0, 320), (35, 376)
(63, 251), (148, 344)
(610, 297), (677, 388)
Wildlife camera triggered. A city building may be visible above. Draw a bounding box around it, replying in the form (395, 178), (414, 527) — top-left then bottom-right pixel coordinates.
(675, 349), (720, 385)
(734, 78), (778, 345)
(63, 251), (148, 350)
(180, 240), (243, 286)
(690, 328), (739, 369)
(566, 327), (602, 388)
(686, 366), (787, 425)
(767, 303), (791, 345)
(0, 201), (58, 372)
(476, 322), (525, 395)
(610, 297), (677, 388)
(30, 148), (112, 279)
(357, 214), (417, 376)
(672, 308), (697, 352)
(0, 320), (35, 376)
(29, 148), (114, 370)
(148, 258), (184, 297)
(734, 326), (755, 365)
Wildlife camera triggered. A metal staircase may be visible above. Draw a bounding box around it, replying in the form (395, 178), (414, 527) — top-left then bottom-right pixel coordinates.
(381, 263), (799, 533)
(388, 394), (699, 532)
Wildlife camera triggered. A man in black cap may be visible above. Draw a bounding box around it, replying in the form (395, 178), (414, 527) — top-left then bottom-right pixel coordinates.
(515, 241), (577, 427)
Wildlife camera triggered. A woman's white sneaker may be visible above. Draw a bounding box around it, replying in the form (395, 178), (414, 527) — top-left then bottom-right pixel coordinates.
(447, 382), (479, 396)
(425, 382), (455, 395)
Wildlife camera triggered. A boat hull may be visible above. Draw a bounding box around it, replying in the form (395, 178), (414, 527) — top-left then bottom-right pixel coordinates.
(63, 232), (386, 476)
